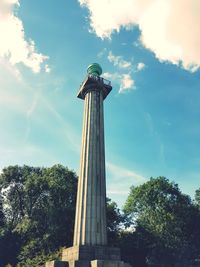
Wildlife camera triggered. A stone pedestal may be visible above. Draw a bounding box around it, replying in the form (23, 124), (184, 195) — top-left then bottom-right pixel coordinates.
(45, 245), (131, 267)
(45, 260), (68, 267)
(45, 260), (131, 267)
(91, 260), (132, 267)
(62, 245), (121, 262)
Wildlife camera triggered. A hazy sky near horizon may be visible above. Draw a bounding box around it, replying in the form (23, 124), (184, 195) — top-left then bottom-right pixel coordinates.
(1, 0), (200, 207)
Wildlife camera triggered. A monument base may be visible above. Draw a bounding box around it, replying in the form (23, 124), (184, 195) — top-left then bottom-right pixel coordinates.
(62, 245), (121, 261)
(91, 260), (132, 267)
(45, 245), (132, 267)
(45, 260), (68, 267)
(45, 260), (131, 267)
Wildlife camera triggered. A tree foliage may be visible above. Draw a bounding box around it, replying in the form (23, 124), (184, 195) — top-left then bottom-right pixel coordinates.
(123, 177), (200, 266)
(0, 192), (4, 228)
(106, 198), (129, 245)
(0, 164), (77, 266)
(195, 188), (200, 208)
(0, 164), (124, 266)
(0, 167), (200, 267)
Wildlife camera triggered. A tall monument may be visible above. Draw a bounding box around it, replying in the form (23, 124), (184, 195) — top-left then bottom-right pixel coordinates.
(46, 64), (131, 267)
(73, 63), (108, 247)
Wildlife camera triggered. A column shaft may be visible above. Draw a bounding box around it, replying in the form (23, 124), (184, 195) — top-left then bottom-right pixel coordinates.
(73, 89), (107, 246)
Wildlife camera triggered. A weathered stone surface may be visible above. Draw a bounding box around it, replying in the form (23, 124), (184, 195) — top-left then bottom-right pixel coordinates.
(62, 245), (121, 262)
(45, 67), (132, 267)
(45, 260), (68, 267)
(62, 246), (121, 261)
(91, 260), (131, 267)
(73, 89), (108, 247)
(45, 259), (132, 267)
(68, 260), (90, 267)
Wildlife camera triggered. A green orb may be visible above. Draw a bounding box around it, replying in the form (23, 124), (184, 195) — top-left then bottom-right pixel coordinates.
(87, 63), (102, 76)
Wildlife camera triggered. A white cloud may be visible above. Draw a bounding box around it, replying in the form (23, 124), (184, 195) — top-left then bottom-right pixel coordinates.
(106, 162), (146, 206)
(26, 94), (39, 118)
(103, 51), (137, 92)
(119, 74), (134, 93)
(0, 0), (48, 72)
(103, 72), (135, 93)
(108, 51), (131, 69)
(0, 58), (22, 81)
(79, 0), (200, 72)
(45, 64), (51, 73)
(97, 47), (107, 58)
(103, 72), (119, 81)
(0, 60), (29, 113)
(137, 62), (145, 71)
(107, 162), (146, 183)
(0, 145), (59, 171)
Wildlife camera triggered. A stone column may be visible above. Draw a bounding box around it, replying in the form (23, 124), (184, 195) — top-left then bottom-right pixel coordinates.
(73, 88), (107, 246)
(45, 64), (132, 267)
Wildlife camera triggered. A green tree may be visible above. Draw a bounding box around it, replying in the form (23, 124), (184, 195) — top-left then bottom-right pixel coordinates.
(195, 188), (200, 208)
(106, 198), (129, 245)
(117, 230), (148, 267)
(0, 164), (125, 266)
(0, 189), (21, 267)
(0, 192), (4, 228)
(124, 177), (200, 267)
(0, 164), (77, 266)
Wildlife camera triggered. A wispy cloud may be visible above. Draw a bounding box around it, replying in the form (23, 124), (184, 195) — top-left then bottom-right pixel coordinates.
(103, 72), (119, 82)
(0, 145), (58, 171)
(45, 64), (51, 73)
(25, 92), (40, 140)
(119, 74), (135, 93)
(102, 50), (140, 93)
(108, 51), (132, 69)
(0, 58), (22, 81)
(107, 162), (146, 183)
(0, 62), (80, 156)
(79, 0), (200, 72)
(0, 0), (48, 72)
(136, 62), (146, 71)
(0, 61), (28, 113)
(103, 72), (135, 93)
(42, 99), (80, 153)
(106, 162), (146, 208)
(97, 48), (107, 58)
(144, 112), (166, 165)
(24, 88), (80, 154)
(106, 161), (146, 206)
(26, 94), (39, 118)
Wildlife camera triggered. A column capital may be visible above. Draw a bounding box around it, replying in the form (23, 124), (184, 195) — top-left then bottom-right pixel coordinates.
(77, 75), (112, 100)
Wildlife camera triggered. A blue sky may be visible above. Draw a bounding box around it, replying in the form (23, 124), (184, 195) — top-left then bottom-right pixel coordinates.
(0, 0), (200, 207)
